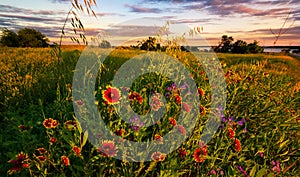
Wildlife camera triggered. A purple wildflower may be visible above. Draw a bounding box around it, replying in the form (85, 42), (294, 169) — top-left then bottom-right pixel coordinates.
(237, 166), (249, 177)
(271, 160), (281, 173)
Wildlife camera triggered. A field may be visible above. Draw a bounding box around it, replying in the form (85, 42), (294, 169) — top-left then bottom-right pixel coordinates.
(0, 46), (299, 176)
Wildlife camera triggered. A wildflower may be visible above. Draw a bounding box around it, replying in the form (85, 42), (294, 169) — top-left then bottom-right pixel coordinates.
(8, 152), (29, 174)
(155, 134), (163, 144)
(102, 86), (121, 104)
(237, 165), (249, 177)
(200, 105), (206, 115)
(129, 91), (143, 104)
(182, 102), (191, 113)
(174, 94), (181, 104)
(178, 147), (187, 158)
(72, 146), (81, 156)
(234, 139), (242, 152)
(129, 116), (144, 131)
(169, 117), (176, 126)
(98, 140), (117, 157)
(37, 156), (46, 163)
(43, 118), (58, 129)
(271, 160), (281, 173)
(37, 148), (47, 154)
(25, 74), (32, 80)
(64, 120), (77, 131)
(198, 88), (205, 97)
(237, 118), (246, 126)
(228, 128), (235, 140)
(115, 129), (125, 136)
(151, 152), (166, 161)
(76, 100), (84, 106)
(180, 82), (188, 90)
(18, 125), (32, 132)
(49, 137), (57, 144)
(210, 169), (217, 175)
(177, 125), (186, 135)
(151, 95), (163, 111)
(61, 156), (70, 166)
(193, 145), (208, 162)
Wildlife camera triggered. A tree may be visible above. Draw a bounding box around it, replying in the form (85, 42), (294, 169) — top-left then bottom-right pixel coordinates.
(248, 40), (264, 53)
(0, 28), (19, 47)
(214, 35), (234, 53)
(17, 28), (49, 47)
(99, 40), (111, 48)
(139, 37), (158, 51)
(232, 40), (248, 54)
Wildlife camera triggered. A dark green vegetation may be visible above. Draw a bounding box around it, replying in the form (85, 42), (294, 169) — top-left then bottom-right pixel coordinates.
(0, 47), (299, 176)
(0, 28), (49, 47)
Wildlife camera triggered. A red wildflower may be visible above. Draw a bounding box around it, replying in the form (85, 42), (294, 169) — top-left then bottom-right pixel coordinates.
(200, 105), (206, 115)
(64, 120), (77, 131)
(129, 91), (143, 104)
(49, 137), (57, 144)
(43, 118), (58, 129)
(37, 156), (46, 163)
(115, 129), (125, 136)
(234, 139), (242, 152)
(174, 94), (181, 104)
(151, 152), (166, 161)
(151, 95), (163, 111)
(18, 125), (32, 132)
(8, 152), (29, 174)
(178, 147), (187, 158)
(198, 88), (205, 97)
(37, 148), (47, 154)
(155, 134), (163, 144)
(182, 102), (191, 113)
(102, 86), (121, 104)
(178, 125), (186, 135)
(61, 156), (70, 166)
(72, 146), (81, 156)
(169, 117), (177, 126)
(228, 128), (235, 140)
(98, 140), (117, 157)
(193, 146), (208, 162)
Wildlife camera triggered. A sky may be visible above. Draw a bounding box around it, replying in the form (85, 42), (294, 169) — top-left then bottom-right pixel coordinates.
(0, 0), (299, 46)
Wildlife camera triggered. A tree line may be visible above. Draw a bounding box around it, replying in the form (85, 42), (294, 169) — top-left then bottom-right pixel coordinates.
(0, 28), (49, 47)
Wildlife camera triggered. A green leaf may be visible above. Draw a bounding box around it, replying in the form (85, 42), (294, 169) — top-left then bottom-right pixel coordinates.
(81, 130), (88, 148)
(250, 164), (257, 177)
(256, 168), (266, 177)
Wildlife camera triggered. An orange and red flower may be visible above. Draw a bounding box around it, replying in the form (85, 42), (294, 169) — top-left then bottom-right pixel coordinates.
(228, 128), (235, 140)
(234, 139), (242, 152)
(151, 152), (166, 161)
(193, 145), (208, 163)
(200, 105), (206, 116)
(169, 117), (177, 126)
(174, 94), (181, 104)
(18, 125), (32, 132)
(155, 134), (163, 144)
(98, 140), (117, 157)
(61, 156), (70, 166)
(37, 156), (46, 163)
(8, 152), (29, 174)
(129, 91), (143, 104)
(102, 86), (121, 104)
(178, 147), (187, 158)
(72, 146), (81, 156)
(64, 120), (77, 131)
(43, 118), (58, 129)
(198, 88), (205, 97)
(49, 137), (57, 144)
(37, 148), (47, 154)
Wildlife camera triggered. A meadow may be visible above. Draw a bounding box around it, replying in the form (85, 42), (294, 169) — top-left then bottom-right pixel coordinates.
(0, 46), (299, 176)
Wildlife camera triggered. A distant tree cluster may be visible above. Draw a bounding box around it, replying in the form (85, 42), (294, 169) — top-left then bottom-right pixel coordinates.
(214, 35), (264, 54)
(0, 28), (49, 47)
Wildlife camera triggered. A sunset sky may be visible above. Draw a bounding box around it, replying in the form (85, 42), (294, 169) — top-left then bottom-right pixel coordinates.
(0, 0), (299, 46)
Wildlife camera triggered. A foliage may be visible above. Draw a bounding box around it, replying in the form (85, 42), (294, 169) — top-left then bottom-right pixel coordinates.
(0, 28), (19, 47)
(0, 47), (299, 176)
(0, 28), (49, 48)
(214, 35), (264, 54)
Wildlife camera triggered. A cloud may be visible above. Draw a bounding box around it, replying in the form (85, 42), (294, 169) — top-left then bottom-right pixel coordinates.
(0, 13), (65, 24)
(0, 4), (66, 16)
(125, 4), (162, 13)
